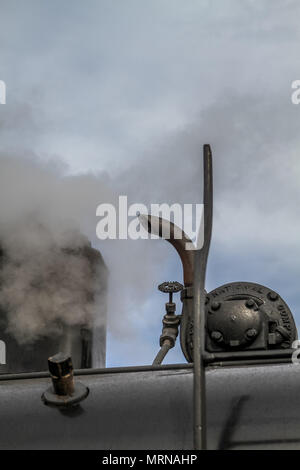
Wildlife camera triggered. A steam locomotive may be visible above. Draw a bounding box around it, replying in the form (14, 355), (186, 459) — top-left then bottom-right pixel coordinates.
(0, 145), (298, 450)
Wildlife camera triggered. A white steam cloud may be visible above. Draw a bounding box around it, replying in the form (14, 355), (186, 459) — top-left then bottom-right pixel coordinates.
(0, 155), (109, 345)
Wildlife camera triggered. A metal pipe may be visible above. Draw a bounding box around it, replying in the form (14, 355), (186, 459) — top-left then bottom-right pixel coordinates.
(193, 144), (213, 450)
(0, 363), (194, 382)
(152, 340), (172, 365)
(208, 358), (293, 368)
(0, 351), (295, 382)
(203, 348), (295, 363)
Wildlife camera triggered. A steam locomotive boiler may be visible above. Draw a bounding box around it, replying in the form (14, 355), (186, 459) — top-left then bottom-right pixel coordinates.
(0, 145), (299, 450)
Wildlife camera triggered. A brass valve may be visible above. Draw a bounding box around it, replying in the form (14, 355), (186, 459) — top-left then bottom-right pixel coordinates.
(152, 282), (183, 366)
(158, 281), (183, 348)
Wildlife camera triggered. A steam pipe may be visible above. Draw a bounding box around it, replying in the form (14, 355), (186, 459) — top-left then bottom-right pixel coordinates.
(193, 144), (213, 450)
(152, 340), (172, 365)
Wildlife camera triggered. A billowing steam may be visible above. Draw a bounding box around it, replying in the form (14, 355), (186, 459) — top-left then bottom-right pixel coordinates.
(0, 155), (109, 345)
(0, 222), (103, 344)
(0, 148), (173, 368)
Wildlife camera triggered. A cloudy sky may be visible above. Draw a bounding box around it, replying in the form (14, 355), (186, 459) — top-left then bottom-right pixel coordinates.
(1, 0), (300, 366)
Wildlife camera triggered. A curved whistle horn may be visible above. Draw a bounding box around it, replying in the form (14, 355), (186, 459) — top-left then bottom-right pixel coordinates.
(138, 213), (194, 286)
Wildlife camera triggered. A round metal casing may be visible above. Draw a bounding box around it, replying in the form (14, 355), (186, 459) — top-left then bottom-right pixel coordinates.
(207, 298), (262, 348)
(180, 281), (297, 362)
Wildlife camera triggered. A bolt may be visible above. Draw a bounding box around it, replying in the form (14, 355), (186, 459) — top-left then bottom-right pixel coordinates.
(211, 331), (223, 342)
(268, 291), (278, 301)
(246, 328), (258, 339)
(245, 298), (255, 308)
(48, 352), (74, 396)
(211, 301), (221, 311)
